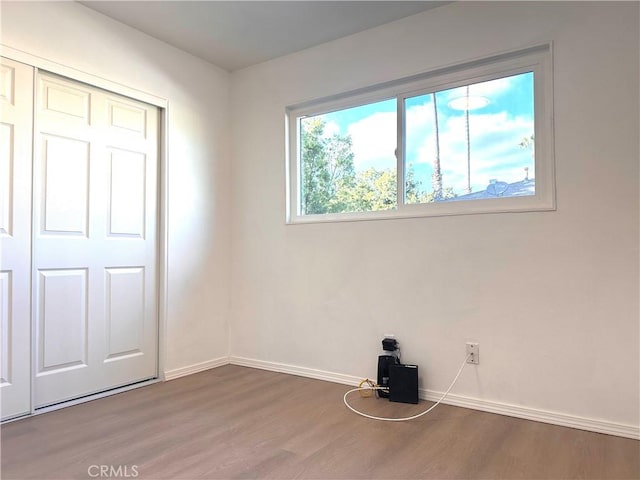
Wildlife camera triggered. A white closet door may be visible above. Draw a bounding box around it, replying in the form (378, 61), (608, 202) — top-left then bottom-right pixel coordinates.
(33, 72), (159, 408)
(0, 58), (34, 420)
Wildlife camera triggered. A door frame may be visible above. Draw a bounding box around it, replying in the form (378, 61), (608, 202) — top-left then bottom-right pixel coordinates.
(0, 45), (169, 417)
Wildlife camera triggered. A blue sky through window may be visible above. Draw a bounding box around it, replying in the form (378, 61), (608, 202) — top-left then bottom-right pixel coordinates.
(314, 72), (535, 200)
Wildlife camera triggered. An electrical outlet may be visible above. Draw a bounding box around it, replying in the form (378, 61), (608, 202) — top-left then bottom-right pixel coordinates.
(466, 342), (479, 364)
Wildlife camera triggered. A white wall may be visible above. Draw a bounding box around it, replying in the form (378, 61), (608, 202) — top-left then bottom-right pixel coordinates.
(1, 2), (232, 372)
(230, 2), (639, 429)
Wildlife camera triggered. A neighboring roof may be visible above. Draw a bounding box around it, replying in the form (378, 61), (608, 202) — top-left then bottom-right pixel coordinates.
(451, 178), (535, 201)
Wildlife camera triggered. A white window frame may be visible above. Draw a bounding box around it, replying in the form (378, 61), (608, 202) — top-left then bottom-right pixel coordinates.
(286, 44), (555, 224)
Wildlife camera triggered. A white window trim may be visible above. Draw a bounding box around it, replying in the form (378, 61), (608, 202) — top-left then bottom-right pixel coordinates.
(286, 44), (555, 224)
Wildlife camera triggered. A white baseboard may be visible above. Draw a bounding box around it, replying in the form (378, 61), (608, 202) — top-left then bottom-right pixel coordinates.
(229, 356), (640, 440)
(230, 355), (364, 385)
(164, 356), (230, 381)
(420, 390), (640, 440)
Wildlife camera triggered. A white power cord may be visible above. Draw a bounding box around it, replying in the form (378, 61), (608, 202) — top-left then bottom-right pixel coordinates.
(343, 354), (471, 422)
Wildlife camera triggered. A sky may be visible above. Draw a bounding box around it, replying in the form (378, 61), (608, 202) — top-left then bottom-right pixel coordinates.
(316, 71), (535, 197)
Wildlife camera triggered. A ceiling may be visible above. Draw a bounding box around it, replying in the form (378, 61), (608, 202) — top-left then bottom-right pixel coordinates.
(79, 1), (448, 71)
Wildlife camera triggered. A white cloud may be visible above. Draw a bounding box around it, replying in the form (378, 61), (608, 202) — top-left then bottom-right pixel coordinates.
(407, 106), (534, 193)
(322, 120), (340, 138)
(406, 103), (436, 166)
(347, 111), (397, 170)
(471, 76), (516, 97)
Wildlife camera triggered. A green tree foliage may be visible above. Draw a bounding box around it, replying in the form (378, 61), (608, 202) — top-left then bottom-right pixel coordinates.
(301, 118), (356, 214)
(406, 169), (455, 204)
(348, 168), (396, 211)
(300, 118), (455, 215)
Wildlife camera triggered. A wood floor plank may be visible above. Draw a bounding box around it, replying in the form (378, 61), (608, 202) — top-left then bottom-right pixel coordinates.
(1, 365), (638, 479)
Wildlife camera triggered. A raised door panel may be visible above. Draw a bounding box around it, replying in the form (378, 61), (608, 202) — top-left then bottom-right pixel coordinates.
(107, 99), (146, 137)
(0, 271), (12, 386)
(40, 78), (90, 123)
(0, 123), (13, 236)
(40, 135), (90, 236)
(108, 149), (146, 238)
(105, 268), (145, 361)
(36, 269), (88, 375)
(0, 64), (15, 105)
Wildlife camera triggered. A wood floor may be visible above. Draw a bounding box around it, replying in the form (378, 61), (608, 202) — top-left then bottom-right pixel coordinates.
(2, 365), (639, 479)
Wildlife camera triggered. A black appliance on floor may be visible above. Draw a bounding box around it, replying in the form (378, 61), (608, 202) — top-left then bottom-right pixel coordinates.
(377, 337), (419, 404)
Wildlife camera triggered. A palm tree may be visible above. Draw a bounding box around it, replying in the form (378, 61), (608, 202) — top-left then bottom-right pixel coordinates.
(464, 85), (471, 193)
(431, 92), (443, 201)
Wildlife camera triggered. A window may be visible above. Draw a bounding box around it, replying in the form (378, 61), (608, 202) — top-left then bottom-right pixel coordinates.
(286, 45), (554, 223)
